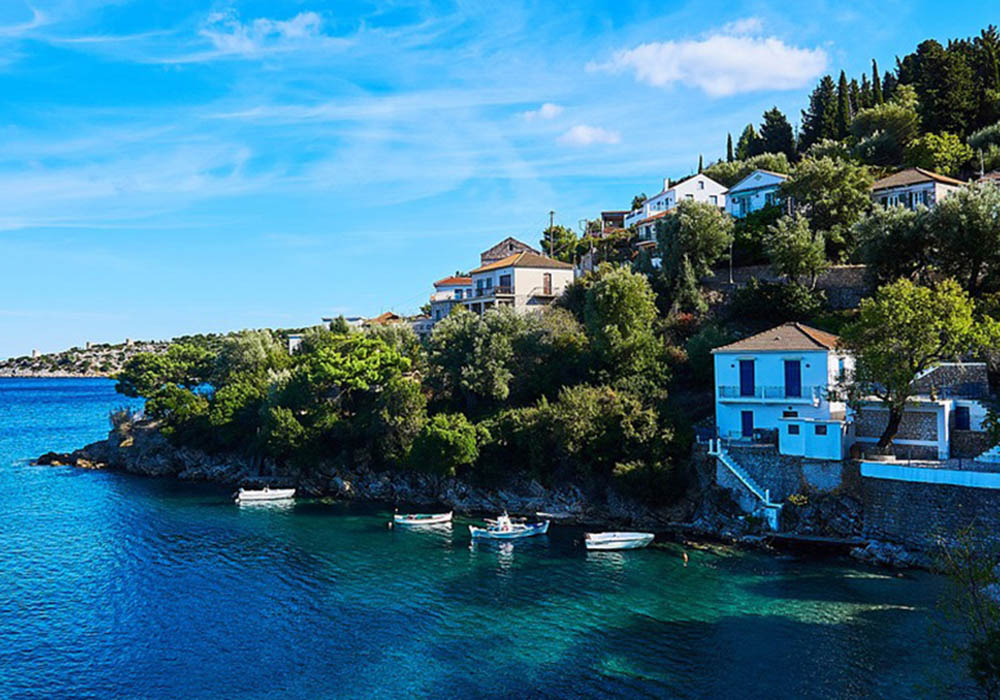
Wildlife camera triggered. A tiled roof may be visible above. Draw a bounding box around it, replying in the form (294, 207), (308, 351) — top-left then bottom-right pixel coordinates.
(365, 312), (403, 326)
(434, 275), (472, 287)
(637, 210), (672, 226)
(729, 168), (789, 192)
(979, 171), (1000, 183)
(469, 251), (573, 274)
(712, 322), (840, 353)
(871, 167), (966, 190)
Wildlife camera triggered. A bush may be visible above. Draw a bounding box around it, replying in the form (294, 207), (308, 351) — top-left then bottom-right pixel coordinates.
(729, 279), (826, 323)
(409, 413), (479, 477)
(685, 325), (736, 384)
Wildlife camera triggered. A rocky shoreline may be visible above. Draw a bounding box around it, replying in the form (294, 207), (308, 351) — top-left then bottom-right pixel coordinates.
(33, 421), (929, 568)
(1, 370), (111, 378)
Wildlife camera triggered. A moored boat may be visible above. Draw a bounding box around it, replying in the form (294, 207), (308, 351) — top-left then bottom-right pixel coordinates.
(393, 511), (453, 526)
(235, 486), (296, 503)
(469, 513), (550, 540)
(584, 532), (655, 551)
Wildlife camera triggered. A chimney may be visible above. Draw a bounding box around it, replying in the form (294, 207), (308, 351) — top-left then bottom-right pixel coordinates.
(31, 349), (40, 359)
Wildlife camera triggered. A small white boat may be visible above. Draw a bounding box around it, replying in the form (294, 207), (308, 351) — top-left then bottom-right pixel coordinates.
(469, 513), (550, 540)
(235, 486), (296, 503)
(393, 511), (453, 526)
(585, 532), (655, 551)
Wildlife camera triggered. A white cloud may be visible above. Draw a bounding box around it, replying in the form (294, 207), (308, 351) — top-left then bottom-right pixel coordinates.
(522, 102), (564, 120)
(557, 124), (620, 147)
(590, 25), (826, 97)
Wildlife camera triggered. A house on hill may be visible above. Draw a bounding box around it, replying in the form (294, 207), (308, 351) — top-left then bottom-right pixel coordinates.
(429, 275), (473, 323)
(625, 173), (728, 244)
(871, 167), (965, 210)
(480, 237), (540, 266)
(726, 169), (788, 219)
(463, 251), (573, 316)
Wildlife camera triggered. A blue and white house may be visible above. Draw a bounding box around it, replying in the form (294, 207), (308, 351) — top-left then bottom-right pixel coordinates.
(712, 322), (854, 460)
(725, 169), (788, 219)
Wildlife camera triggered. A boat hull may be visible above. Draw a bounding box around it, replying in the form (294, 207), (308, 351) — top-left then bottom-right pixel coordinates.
(585, 532), (655, 551)
(235, 488), (296, 503)
(394, 512), (453, 526)
(469, 520), (550, 539)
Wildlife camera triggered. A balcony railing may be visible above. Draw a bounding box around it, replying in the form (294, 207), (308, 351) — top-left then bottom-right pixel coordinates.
(475, 286), (514, 297)
(718, 385), (820, 401)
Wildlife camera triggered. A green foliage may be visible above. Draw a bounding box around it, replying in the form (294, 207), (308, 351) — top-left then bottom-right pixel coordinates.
(904, 131), (973, 175)
(684, 324), (735, 385)
(729, 279), (826, 324)
(853, 205), (934, 287)
(115, 343), (211, 398)
(656, 200), (734, 312)
(799, 75), (838, 152)
(510, 307), (590, 404)
(364, 323), (422, 364)
(759, 107), (795, 160)
(781, 156), (873, 260)
(540, 225), (579, 262)
(584, 266), (660, 381)
(840, 279), (983, 448)
(732, 205), (783, 266)
(409, 413), (479, 477)
(702, 152), (792, 188)
(804, 138), (852, 161)
(765, 214), (829, 288)
(305, 334), (409, 394)
(850, 92), (922, 166)
(929, 183), (1000, 296)
(736, 123), (762, 159)
(212, 330), (290, 386)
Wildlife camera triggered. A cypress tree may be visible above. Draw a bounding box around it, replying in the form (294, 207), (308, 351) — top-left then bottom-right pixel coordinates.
(883, 70), (897, 101)
(836, 70), (851, 138)
(726, 133), (734, 162)
(849, 78), (861, 115)
(698, 154), (703, 173)
(736, 123), (761, 159)
(799, 75), (838, 152)
(872, 59), (884, 104)
(860, 74), (873, 109)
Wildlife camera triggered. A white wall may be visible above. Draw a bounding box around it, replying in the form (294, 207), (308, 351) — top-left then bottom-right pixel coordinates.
(778, 419), (846, 460)
(514, 267), (574, 299)
(726, 171), (786, 218)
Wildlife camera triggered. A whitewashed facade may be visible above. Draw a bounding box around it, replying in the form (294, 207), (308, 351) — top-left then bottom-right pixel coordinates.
(625, 174), (728, 242)
(429, 276), (473, 324)
(726, 169), (788, 219)
(463, 252), (574, 315)
(871, 167), (965, 211)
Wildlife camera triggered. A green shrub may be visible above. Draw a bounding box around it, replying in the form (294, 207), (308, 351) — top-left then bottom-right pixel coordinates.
(409, 413), (479, 477)
(729, 279), (826, 323)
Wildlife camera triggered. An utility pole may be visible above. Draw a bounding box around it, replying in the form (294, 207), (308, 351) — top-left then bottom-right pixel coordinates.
(548, 210), (554, 258)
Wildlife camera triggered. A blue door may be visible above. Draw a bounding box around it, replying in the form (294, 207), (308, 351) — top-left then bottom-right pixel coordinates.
(741, 411), (754, 438)
(784, 360), (802, 398)
(739, 360), (755, 397)
(956, 406), (971, 430)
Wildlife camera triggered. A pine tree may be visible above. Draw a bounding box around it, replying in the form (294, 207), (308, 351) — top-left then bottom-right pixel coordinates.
(726, 133), (734, 162)
(698, 154), (703, 173)
(849, 78), (861, 115)
(872, 59), (884, 104)
(860, 74), (873, 109)
(836, 70), (851, 139)
(799, 75), (838, 152)
(882, 70), (898, 101)
(759, 107), (796, 160)
(736, 124), (762, 159)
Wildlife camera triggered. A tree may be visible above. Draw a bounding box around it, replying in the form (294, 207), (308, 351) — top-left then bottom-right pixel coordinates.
(853, 205), (935, 287)
(736, 123), (763, 159)
(840, 279), (981, 450)
(631, 193), (647, 211)
(409, 413), (479, 477)
(850, 85), (922, 166)
(702, 152), (792, 188)
(540, 224), (578, 262)
(116, 343), (211, 398)
(860, 73), (873, 110)
(836, 70), (851, 138)
(583, 265), (660, 382)
(698, 154), (703, 173)
(872, 59), (884, 104)
(928, 183), (1000, 297)
(759, 107), (796, 160)
(905, 131), (974, 176)
(898, 39), (977, 136)
(799, 75), (838, 152)
(765, 214), (829, 289)
(726, 133), (734, 162)
(656, 200), (734, 312)
(780, 156), (873, 260)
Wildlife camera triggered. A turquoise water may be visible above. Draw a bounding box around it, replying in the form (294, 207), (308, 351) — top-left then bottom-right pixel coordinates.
(0, 378), (969, 698)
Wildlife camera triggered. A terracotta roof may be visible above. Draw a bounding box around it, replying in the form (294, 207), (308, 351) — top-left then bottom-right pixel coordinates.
(871, 167), (966, 191)
(433, 275), (472, 287)
(712, 322), (840, 353)
(469, 251), (573, 274)
(365, 312), (403, 326)
(979, 171), (1000, 183)
(637, 209), (673, 226)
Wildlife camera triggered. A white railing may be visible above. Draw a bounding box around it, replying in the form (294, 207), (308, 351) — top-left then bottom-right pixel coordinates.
(717, 385), (820, 401)
(707, 439), (782, 529)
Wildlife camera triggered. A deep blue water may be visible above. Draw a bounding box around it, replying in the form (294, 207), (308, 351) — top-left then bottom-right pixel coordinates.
(0, 378), (970, 698)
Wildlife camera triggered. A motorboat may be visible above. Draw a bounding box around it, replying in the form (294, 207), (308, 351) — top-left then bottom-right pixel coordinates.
(469, 512), (550, 540)
(584, 532), (655, 551)
(234, 486), (296, 503)
(393, 511), (453, 526)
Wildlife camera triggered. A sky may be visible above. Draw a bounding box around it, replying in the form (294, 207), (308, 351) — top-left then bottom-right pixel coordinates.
(0, 0), (995, 358)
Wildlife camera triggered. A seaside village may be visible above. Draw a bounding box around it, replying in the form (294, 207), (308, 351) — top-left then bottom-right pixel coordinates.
(286, 164), (1000, 540)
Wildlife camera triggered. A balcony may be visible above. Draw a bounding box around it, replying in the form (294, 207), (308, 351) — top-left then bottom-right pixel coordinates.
(475, 285), (514, 298)
(718, 385), (821, 404)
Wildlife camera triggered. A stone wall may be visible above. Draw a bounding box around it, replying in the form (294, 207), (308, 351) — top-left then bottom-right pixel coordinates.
(704, 264), (869, 310)
(725, 444), (846, 500)
(855, 407), (937, 441)
(912, 363), (989, 397)
(862, 477), (1000, 552)
(951, 430), (993, 459)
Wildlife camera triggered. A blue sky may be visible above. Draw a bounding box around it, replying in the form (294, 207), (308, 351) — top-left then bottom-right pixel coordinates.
(0, 0), (995, 358)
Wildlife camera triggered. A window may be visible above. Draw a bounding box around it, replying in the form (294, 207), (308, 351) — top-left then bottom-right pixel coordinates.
(815, 424), (828, 436)
(710, 195), (717, 204)
(455, 289), (462, 300)
(788, 424), (800, 435)
(782, 410), (798, 418)
(698, 181), (705, 190)
(685, 194), (694, 200)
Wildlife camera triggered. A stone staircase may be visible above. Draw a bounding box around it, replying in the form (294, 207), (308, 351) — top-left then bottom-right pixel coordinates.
(975, 444), (1000, 464)
(707, 439), (782, 530)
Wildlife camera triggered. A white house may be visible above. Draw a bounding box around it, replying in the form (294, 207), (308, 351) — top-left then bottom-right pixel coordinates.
(712, 323), (854, 460)
(871, 167), (965, 210)
(625, 174), (728, 242)
(726, 169), (789, 218)
(463, 251), (574, 315)
(428, 275), (473, 324)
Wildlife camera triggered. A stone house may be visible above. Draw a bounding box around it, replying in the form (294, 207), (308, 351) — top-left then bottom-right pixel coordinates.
(479, 237), (540, 266)
(870, 167), (965, 210)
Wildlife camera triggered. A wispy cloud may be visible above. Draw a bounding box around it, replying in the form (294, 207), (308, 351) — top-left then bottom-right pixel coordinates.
(590, 20), (827, 97)
(558, 124), (621, 147)
(522, 102), (564, 120)
(0, 7), (48, 38)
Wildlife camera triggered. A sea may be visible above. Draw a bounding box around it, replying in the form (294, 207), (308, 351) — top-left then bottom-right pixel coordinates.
(0, 378), (971, 699)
